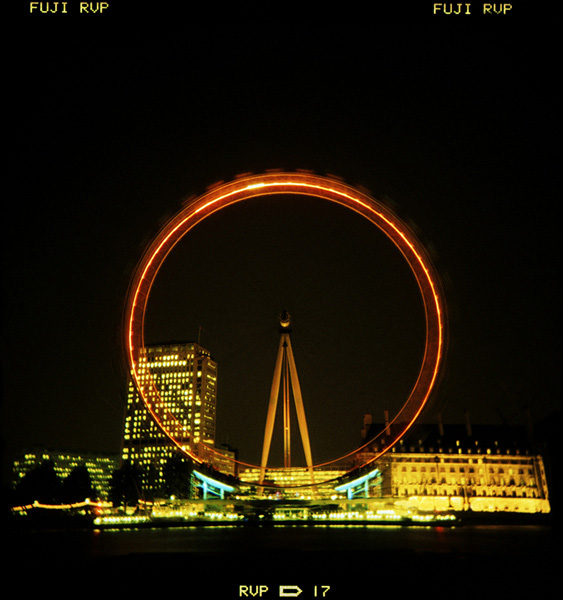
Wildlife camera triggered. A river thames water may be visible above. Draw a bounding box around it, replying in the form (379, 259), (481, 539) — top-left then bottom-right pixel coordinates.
(7, 522), (558, 598)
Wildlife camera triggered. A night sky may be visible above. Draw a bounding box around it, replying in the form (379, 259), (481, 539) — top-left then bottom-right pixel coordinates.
(3, 8), (560, 480)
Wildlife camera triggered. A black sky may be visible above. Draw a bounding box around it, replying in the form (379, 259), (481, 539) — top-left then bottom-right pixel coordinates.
(3, 10), (560, 478)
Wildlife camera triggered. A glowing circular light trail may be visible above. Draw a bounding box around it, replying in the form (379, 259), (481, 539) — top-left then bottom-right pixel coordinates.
(124, 172), (446, 488)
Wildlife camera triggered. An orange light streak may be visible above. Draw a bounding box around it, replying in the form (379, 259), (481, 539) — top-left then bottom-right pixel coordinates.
(11, 499), (110, 512)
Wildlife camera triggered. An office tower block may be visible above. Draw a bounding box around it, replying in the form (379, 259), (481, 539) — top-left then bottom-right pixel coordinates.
(121, 341), (218, 496)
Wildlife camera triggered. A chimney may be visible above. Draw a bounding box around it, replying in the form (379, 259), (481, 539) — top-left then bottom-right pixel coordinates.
(465, 409), (472, 437)
(438, 413), (444, 437)
(361, 414), (373, 440)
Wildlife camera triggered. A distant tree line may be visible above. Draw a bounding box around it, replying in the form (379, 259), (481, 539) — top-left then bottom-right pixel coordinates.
(11, 452), (194, 508)
(12, 460), (96, 506)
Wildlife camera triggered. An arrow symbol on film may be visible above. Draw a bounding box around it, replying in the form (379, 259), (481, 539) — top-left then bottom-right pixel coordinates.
(279, 585), (303, 597)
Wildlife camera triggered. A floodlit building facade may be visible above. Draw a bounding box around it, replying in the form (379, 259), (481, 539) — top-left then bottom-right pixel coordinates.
(121, 341), (231, 496)
(356, 416), (551, 514)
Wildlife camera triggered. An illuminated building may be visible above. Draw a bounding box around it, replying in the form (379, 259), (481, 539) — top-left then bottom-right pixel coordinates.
(356, 415), (551, 514)
(12, 448), (119, 499)
(121, 341), (230, 496)
(240, 466), (348, 498)
(198, 442), (238, 477)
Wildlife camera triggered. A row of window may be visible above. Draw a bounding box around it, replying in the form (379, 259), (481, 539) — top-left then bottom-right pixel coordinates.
(399, 465), (534, 475)
(395, 487), (541, 498)
(397, 476), (537, 487)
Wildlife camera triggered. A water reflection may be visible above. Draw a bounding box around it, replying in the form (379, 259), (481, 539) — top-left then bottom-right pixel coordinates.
(8, 524), (556, 597)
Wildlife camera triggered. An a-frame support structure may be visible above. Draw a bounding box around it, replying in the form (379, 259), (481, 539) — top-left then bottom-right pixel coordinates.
(259, 311), (315, 488)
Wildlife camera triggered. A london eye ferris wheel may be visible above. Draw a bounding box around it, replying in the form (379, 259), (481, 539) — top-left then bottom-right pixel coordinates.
(123, 171), (447, 490)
